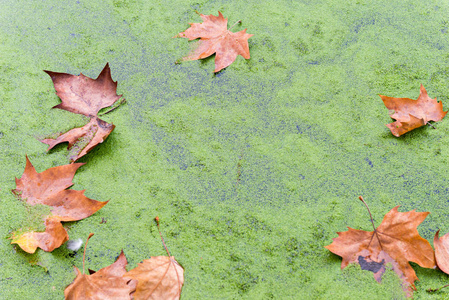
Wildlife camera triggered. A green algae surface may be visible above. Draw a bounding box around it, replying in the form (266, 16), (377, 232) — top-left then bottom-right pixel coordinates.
(2, 0), (449, 299)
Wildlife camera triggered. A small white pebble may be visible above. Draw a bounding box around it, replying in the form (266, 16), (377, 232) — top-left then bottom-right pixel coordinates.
(67, 238), (83, 251)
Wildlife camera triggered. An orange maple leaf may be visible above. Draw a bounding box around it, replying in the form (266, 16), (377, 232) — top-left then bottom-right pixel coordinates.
(176, 11), (253, 73)
(65, 234), (136, 299)
(380, 84), (447, 137)
(325, 197), (435, 296)
(10, 157), (108, 253)
(124, 216), (184, 299)
(42, 63), (123, 162)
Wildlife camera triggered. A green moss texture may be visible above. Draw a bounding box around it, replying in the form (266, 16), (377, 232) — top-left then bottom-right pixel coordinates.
(2, 0), (449, 299)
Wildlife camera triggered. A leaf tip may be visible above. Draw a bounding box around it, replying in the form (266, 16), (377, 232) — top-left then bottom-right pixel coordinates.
(434, 229), (441, 243)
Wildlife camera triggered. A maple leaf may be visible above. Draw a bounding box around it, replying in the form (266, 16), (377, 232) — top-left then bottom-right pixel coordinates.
(380, 84), (447, 137)
(65, 234), (136, 300)
(10, 157), (108, 253)
(325, 197), (435, 296)
(44, 63), (122, 117)
(124, 256), (184, 300)
(124, 216), (184, 300)
(176, 11), (253, 72)
(42, 63), (124, 162)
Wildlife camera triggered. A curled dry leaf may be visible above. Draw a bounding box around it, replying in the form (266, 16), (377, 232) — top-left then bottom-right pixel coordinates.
(124, 256), (184, 300)
(10, 157), (107, 253)
(325, 199), (435, 297)
(65, 250), (135, 300)
(41, 117), (115, 162)
(42, 63), (122, 162)
(176, 11), (253, 72)
(380, 84), (447, 136)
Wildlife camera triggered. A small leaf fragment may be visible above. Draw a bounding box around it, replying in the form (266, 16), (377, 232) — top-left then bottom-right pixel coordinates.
(11, 217), (68, 253)
(434, 230), (449, 275)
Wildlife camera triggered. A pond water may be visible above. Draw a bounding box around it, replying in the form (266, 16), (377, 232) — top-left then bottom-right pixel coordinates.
(1, 0), (449, 298)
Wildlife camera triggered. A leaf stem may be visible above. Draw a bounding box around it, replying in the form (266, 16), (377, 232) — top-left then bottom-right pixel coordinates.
(155, 216), (171, 257)
(426, 122), (436, 129)
(82, 233), (94, 274)
(427, 284), (449, 293)
(229, 20), (241, 31)
(358, 196), (383, 249)
(98, 98), (126, 116)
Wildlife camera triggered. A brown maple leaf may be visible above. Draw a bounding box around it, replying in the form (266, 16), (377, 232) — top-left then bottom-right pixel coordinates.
(10, 157), (108, 253)
(42, 63), (124, 162)
(44, 63), (122, 117)
(325, 197), (435, 296)
(124, 217), (184, 299)
(65, 234), (136, 300)
(176, 11), (253, 72)
(124, 256), (184, 300)
(380, 84), (447, 137)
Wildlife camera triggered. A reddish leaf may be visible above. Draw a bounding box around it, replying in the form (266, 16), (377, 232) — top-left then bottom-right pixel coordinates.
(380, 85), (447, 136)
(176, 11), (253, 72)
(10, 157), (107, 253)
(65, 251), (135, 300)
(325, 202), (435, 296)
(44, 63), (122, 117)
(124, 256), (184, 300)
(41, 117), (115, 162)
